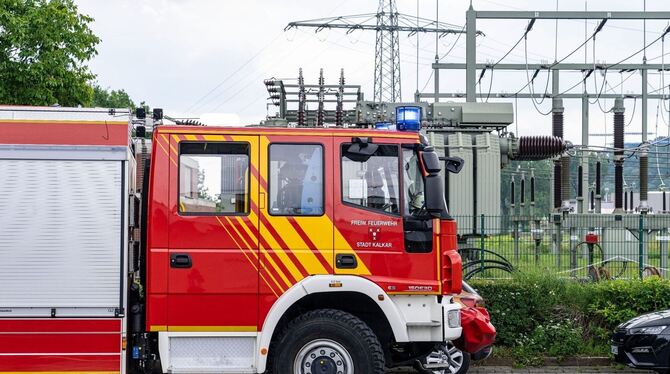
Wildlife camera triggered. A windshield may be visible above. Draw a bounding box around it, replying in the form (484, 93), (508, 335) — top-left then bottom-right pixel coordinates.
(402, 148), (425, 216)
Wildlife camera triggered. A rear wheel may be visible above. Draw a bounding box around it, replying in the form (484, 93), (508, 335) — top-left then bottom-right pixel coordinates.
(271, 309), (385, 374)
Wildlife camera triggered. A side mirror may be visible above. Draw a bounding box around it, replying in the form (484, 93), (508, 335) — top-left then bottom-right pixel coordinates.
(345, 137), (379, 162)
(425, 174), (448, 218)
(421, 149), (442, 174)
(444, 156), (464, 174)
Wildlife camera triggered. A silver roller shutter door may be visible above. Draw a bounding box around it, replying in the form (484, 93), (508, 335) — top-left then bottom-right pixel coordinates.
(0, 159), (122, 316)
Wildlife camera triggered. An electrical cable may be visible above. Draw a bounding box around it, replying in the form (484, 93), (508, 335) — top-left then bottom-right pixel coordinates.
(663, 32), (670, 113)
(511, 24), (670, 100)
(588, 37), (611, 114)
(655, 102), (666, 187)
(476, 21), (537, 102)
(186, 32), (284, 113)
(439, 25), (465, 61)
(523, 37), (551, 115)
(419, 28), (465, 95)
(624, 97), (637, 127)
(485, 68), (494, 102)
(605, 27), (670, 71)
(606, 71), (636, 96)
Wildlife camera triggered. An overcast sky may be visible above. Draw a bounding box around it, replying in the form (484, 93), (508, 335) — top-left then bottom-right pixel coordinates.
(76, 0), (670, 147)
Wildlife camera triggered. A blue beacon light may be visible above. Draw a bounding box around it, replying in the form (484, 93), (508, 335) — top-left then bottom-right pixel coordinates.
(395, 106), (422, 131)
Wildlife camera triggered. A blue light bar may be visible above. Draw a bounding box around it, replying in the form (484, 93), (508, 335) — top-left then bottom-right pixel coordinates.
(396, 106), (422, 131)
(375, 122), (395, 130)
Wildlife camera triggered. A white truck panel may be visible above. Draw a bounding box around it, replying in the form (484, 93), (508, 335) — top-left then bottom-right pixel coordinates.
(0, 159), (123, 316)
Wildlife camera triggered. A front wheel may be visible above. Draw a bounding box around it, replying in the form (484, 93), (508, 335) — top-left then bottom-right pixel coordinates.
(270, 309), (385, 374)
(419, 343), (470, 374)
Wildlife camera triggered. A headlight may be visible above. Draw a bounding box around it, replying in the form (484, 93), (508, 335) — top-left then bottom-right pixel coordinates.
(630, 325), (667, 335)
(447, 310), (461, 328)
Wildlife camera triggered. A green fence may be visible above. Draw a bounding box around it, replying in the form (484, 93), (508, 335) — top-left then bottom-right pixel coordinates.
(454, 214), (670, 281)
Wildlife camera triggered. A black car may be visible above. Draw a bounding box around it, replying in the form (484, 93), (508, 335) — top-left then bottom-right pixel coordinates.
(612, 310), (670, 374)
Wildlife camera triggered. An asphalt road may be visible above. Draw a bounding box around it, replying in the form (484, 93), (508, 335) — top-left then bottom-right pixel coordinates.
(388, 366), (654, 373)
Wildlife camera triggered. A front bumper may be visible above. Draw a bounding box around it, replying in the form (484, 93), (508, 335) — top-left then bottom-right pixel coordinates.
(390, 294), (461, 342)
(611, 329), (670, 370)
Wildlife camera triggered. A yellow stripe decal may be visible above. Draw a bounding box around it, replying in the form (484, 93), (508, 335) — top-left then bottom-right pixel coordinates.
(166, 134), (179, 155)
(261, 211), (327, 275)
(258, 242), (293, 289)
(155, 137), (176, 167)
(202, 134), (226, 141)
(294, 215), (335, 268)
(149, 325), (167, 332)
(166, 129), (413, 138)
(258, 220), (304, 282)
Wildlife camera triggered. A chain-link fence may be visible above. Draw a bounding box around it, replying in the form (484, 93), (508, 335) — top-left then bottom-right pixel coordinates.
(454, 214), (670, 281)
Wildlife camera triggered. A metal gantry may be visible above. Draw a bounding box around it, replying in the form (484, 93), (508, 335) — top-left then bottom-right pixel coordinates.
(285, 0), (472, 103)
(418, 6), (670, 214)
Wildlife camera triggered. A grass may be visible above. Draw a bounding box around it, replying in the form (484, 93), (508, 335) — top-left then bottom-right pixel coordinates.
(464, 230), (668, 280)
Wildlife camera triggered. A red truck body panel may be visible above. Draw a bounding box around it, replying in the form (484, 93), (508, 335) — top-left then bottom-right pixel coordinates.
(146, 126), (461, 332)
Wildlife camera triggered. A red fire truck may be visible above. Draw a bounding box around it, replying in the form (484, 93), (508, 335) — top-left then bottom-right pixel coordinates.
(0, 106), (490, 374)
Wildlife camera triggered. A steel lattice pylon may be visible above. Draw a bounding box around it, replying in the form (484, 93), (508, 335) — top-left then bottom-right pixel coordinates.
(286, 1), (468, 103)
(374, 0), (401, 102)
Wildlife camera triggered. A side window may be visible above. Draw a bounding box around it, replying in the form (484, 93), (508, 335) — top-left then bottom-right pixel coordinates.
(269, 144), (324, 216)
(341, 143), (400, 215)
(179, 142), (249, 214)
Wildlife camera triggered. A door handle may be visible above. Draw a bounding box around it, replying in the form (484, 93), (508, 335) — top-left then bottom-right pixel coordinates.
(170, 253), (192, 268)
(336, 254), (357, 269)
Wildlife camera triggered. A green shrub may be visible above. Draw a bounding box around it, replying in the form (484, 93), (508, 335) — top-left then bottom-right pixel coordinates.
(471, 271), (585, 346)
(588, 277), (670, 334)
(469, 273), (670, 366)
(512, 319), (583, 366)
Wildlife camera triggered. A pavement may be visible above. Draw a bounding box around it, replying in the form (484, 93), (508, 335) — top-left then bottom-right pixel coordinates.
(388, 366), (654, 373)
(466, 367), (654, 373)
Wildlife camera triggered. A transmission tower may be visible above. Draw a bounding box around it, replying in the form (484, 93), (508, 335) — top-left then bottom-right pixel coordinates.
(374, 0), (401, 103)
(286, 1), (470, 103)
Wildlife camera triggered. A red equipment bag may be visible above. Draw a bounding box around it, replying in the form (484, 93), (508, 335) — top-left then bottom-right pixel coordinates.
(454, 306), (496, 354)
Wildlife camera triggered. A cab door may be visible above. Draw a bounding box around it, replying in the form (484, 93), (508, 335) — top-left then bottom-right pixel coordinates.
(333, 136), (440, 293)
(257, 135), (334, 323)
(167, 134), (259, 330)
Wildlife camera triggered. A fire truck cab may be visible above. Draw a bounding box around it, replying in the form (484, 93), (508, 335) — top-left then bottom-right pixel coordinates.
(0, 106), (464, 374)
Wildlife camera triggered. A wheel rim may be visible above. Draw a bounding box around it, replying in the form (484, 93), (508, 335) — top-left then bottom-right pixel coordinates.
(425, 343), (464, 374)
(293, 339), (354, 374)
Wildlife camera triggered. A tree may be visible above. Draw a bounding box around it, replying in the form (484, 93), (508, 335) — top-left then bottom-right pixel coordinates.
(91, 85), (136, 109)
(0, 0), (100, 106)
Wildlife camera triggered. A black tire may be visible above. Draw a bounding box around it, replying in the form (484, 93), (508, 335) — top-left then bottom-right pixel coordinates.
(270, 309), (385, 374)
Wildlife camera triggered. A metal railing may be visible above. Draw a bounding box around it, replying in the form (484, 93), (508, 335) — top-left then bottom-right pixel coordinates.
(454, 214), (670, 281)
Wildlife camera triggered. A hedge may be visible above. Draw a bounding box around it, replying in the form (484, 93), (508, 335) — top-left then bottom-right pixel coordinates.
(470, 273), (670, 366)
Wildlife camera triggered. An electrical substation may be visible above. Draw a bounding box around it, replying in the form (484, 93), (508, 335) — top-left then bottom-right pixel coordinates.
(267, 1), (670, 280)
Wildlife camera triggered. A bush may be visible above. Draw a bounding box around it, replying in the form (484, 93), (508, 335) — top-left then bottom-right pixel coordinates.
(470, 273), (670, 366)
(512, 319), (584, 366)
(588, 277), (670, 336)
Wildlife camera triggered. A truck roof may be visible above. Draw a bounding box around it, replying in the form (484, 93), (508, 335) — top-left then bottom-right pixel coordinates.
(0, 106), (131, 147)
(155, 124), (420, 140)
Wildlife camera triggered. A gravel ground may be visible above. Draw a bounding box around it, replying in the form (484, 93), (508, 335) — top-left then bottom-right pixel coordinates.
(388, 366), (654, 373)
